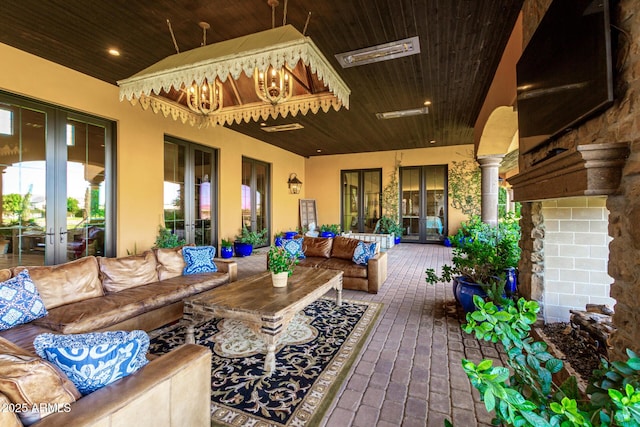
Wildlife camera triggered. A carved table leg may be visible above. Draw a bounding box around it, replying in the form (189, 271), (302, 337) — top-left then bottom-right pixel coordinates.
(185, 325), (196, 344)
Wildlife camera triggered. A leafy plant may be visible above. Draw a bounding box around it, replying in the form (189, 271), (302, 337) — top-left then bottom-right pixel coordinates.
(221, 238), (233, 248)
(448, 154), (481, 218)
(425, 215), (521, 286)
(459, 295), (640, 427)
(154, 226), (186, 248)
(267, 245), (298, 276)
(376, 215), (404, 237)
(236, 225), (267, 246)
(382, 155), (402, 222)
(320, 224), (341, 234)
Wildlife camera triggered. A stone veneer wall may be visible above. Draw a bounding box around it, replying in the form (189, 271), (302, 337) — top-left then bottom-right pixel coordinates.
(521, 0), (640, 359)
(541, 197), (614, 323)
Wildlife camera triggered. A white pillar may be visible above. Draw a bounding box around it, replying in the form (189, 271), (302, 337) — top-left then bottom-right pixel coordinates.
(477, 155), (504, 226)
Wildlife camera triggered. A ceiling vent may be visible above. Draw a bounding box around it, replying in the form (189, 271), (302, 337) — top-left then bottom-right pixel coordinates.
(335, 36), (420, 68)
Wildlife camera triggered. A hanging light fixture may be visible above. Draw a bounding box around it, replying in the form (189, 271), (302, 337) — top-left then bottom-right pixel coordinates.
(287, 173), (302, 194)
(186, 79), (223, 115)
(254, 66), (292, 105)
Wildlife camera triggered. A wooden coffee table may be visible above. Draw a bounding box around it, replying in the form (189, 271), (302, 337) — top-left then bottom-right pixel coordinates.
(183, 267), (343, 374)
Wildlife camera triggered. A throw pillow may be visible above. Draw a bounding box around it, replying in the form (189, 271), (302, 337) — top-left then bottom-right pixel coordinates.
(282, 237), (305, 259)
(0, 337), (80, 426)
(33, 330), (150, 396)
(352, 241), (378, 266)
(182, 246), (218, 275)
(0, 270), (48, 331)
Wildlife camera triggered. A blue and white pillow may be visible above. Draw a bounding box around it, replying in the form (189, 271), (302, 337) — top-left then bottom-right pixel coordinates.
(282, 238), (305, 259)
(352, 241), (378, 266)
(182, 246), (217, 275)
(33, 330), (149, 395)
(0, 269), (47, 331)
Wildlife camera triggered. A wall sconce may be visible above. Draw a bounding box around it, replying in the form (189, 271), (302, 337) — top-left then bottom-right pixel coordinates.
(287, 173), (302, 194)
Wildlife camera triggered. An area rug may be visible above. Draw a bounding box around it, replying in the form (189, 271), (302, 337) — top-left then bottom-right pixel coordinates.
(148, 298), (382, 427)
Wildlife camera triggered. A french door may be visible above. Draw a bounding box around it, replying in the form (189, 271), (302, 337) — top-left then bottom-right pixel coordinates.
(163, 137), (218, 246)
(400, 165), (447, 243)
(0, 93), (115, 267)
(341, 169), (382, 233)
(241, 157), (270, 246)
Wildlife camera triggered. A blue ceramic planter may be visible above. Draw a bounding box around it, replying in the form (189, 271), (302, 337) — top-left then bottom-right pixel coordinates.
(320, 231), (335, 238)
(220, 246), (233, 259)
(284, 231), (298, 239)
(455, 277), (487, 313)
(274, 237), (284, 247)
(394, 236), (401, 244)
(233, 242), (253, 257)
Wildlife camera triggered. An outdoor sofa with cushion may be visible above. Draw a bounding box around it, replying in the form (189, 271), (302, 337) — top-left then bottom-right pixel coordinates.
(286, 235), (388, 294)
(0, 246), (235, 426)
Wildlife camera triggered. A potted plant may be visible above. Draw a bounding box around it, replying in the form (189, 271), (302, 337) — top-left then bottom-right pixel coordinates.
(220, 238), (233, 258)
(319, 224), (340, 238)
(234, 225), (267, 257)
(267, 245), (298, 287)
(154, 226), (186, 248)
(376, 215), (404, 243)
(425, 214), (521, 312)
(274, 231), (285, 247)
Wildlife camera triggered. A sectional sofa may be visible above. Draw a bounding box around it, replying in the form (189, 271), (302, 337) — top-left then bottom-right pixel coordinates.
(0, 247), (237, 426)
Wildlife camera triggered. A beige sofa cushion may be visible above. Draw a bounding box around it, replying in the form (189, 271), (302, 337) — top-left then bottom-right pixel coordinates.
(12, 256), (103, 309)
(302, 237), (333, 258)
(154, 246), (188, 281)
(99, 251), (159, 293)
(330, 236), (361, 260)
(0, 337), (80, 424)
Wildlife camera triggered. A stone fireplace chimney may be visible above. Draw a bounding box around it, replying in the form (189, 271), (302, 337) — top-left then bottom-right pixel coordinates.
(508, 0), (639, 360)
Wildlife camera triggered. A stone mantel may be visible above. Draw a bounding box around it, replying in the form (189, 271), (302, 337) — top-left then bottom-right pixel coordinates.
(509, 142), (630, 202)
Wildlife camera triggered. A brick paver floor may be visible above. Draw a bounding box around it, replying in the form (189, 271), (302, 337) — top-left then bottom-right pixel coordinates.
(233, 243), (504, 426)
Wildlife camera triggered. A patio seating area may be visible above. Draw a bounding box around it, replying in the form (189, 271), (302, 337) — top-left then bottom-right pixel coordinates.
(236, 243), (504, 426)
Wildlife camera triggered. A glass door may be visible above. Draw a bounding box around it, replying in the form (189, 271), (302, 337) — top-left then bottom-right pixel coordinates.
(341, 169), (382, 233)
(65, 116), (109, 260)
(164, 137), (217, 246)
(0, 94), (115, 268)
(400, 165), (447, 243)
(241, 157), (269, 245)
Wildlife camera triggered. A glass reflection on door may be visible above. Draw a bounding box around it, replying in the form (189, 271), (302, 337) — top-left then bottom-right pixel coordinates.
(401, 165), (447, 243)
(163, 141), (186, 242)
(194, 149), (212, 246)
(341, 169), (381, 233)
(66, 119), (106, 260)
(241, 158), (269, 244)
(0, 105), (48, 266)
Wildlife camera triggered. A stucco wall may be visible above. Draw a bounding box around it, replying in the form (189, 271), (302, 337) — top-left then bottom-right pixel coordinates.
(304, 146), (473, 236)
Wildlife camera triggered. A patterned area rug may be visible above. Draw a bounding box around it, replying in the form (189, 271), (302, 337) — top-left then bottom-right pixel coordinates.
(148, 298), (382, 427)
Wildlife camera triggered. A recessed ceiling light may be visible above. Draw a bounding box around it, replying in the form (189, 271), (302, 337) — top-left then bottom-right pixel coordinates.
(376, 107), (429, 120)
(108, 48), (120, 57)
(335, 36), (420, 68)
(423, 100), (432, 106)
(260, 123), (304, 132)
(316, 149), (322, 153)
(429, 140), (436, 144)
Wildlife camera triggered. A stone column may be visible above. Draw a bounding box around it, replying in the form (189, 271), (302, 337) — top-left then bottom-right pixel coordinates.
(477, 155), (504, 226)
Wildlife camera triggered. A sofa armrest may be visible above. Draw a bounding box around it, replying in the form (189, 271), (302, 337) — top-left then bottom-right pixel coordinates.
(32, 344), (212, 427)
(366, 251), (388, 294)
(214, 258), (237, 282)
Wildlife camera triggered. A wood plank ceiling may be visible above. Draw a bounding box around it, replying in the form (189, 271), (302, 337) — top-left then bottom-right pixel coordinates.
(0, 0), (523, 157)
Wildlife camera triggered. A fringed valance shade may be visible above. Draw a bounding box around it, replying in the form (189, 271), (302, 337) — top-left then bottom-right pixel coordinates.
(117, 25), (350, 127)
